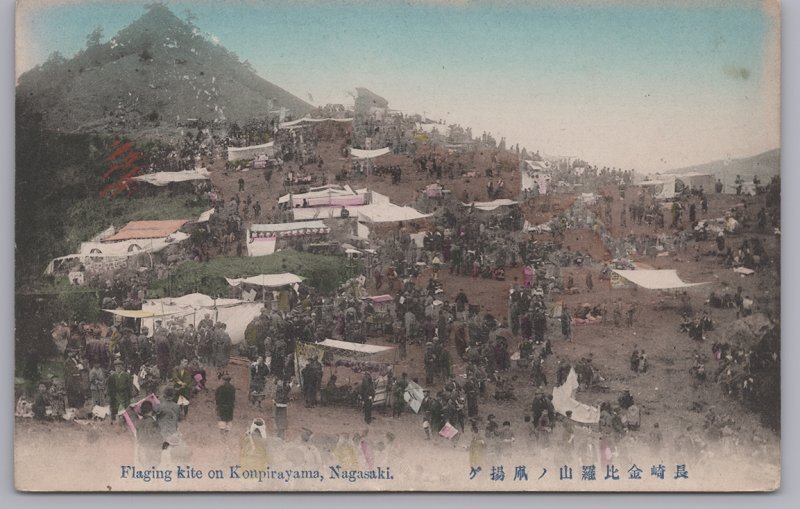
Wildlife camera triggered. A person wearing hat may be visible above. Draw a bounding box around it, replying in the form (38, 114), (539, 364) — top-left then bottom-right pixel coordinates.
(136, 327), (152, 366)
(198, 314), (214, 331)
(215, 374), (236, 434)
(107, 359), (132, 422)
(171, 359), (193, 416)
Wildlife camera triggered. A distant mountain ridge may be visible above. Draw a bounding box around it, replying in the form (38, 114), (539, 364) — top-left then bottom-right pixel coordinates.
(16, 4), (312, 133)
(661, 148), (780, 186)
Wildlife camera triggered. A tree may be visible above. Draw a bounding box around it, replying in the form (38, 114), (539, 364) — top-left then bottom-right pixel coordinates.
(86, 26), (103, 48)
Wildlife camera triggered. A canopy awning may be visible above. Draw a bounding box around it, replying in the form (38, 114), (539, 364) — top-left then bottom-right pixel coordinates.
(250, 220), (330, 234)
(279, 117), (353, 128)
(350, 147), (391, 160)
(131, 168), (210, 186)
(317, 339), (395, 355)
(103, 220), (187, 242)
(225, 273), (304, 288)
(103, 309), (158, 318)
(462, 199), (518, 211)
(356, 203), (431, 223)
(612, 269), (709, 289)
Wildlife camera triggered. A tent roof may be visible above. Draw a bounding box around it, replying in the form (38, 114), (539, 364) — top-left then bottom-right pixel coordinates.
(146, 293), (245, 308)
(365, 294), (394, 304)
(317, 339), (395, 354)
(103, 220), (187, 242)
(279, 117), (353, 128)
(612, 269), (709, 289)
(103, 309), (158, 318)
(227, 141), (274, 153)
(278, 187), (357, 204)
(462, 199), (518, 211)
(250, 220), (329, 233)
(225, 273), (304, 288)
(356, 203), (431, 223)
(131, 168), (210, 186)
(350, 147), (391, 159)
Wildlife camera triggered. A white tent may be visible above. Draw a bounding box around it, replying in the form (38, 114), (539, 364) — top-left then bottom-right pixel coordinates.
(249, 221), (330, 235)
(227, 142), (275, 161)
(316, 338), (395, 355)
(462, 199), (518, 211)
(141, 293), (263, 344)
(278, 117), (353, 129)
(350, 147), (392, 159)
(131, 168), (210, 186)
(612, 269), (709, 289)
(196, 208), (216, 223)
(225, 273), (304, 288)
(356, 203), (432, 223)
(552, 368), (600, 424)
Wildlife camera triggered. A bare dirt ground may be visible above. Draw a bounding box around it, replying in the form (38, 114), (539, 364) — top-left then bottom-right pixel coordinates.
(15, 124), (780, 491)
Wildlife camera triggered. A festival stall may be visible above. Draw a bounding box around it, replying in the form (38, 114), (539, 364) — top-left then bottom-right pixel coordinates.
(362, 295), (395, 336)
(295, 339), (396, 408)
(140, 293), (263, 344)
(227, 141), (275, 161)
(246, 221), (330, 256)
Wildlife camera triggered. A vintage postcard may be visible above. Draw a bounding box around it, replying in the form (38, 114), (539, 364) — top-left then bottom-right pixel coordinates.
(14, 0), (781, 492)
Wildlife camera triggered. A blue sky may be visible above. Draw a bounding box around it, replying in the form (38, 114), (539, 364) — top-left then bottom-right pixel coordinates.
(16, 0), (780, 172)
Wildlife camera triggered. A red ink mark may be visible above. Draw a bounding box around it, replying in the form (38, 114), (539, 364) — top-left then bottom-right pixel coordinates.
(101, 139), (141, 198)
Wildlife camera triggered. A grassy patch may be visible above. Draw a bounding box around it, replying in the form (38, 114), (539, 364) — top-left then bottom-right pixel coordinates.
(148, 250), (359, 297)
(62, 193), (209, 254)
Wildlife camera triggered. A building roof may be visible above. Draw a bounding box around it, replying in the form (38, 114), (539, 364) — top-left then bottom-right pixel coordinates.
(103, 220), (187, 242)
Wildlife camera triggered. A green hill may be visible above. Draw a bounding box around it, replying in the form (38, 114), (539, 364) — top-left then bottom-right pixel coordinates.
(16, 4), (312, 134)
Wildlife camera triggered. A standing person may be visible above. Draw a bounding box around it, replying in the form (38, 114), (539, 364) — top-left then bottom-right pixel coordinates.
(107, 359), (132, 423)
(157, 387), (182, 439)
(274, 379), (290, 440)
(585, 272), (594, 291)
(626, 303), (637, 328)
(561, 304), (572, 341)
(213, 323), (232, 370)
(89, 363), (107, 407)
(136, 401), (164, 468)
(215, 374), (236, 434)
(360, 372), (376, 424)
(301, 356), (321, 408)
(171, 359), (192, 417)
(392, 373), (409, 418)
(63, 349), (86, 409)
(238, 177), (245, 193)
(431, 255), (441, 280)
(249, 356), (270, 407)
(33, 383), (49, 421)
